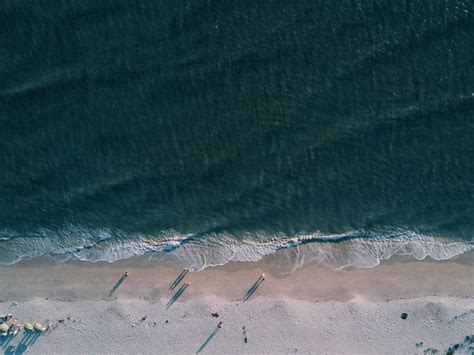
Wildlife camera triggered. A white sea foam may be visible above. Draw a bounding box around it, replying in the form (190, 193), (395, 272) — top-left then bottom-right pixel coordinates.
(155, 230), (473, 272)
(0, 226), (472, 272)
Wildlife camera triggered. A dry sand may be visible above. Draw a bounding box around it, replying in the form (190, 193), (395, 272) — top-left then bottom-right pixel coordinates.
(0, 253), (473, 354)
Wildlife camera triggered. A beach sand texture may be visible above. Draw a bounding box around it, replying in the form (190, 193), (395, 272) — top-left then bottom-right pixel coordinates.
(0, 254), (473, 354)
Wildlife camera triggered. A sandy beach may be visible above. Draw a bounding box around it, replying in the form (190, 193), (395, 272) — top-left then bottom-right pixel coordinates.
(2, 0), (474, 354)
(1, 253), (473, 354)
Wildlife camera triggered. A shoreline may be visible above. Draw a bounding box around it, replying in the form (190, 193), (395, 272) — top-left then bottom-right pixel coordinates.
(1, 230), (471, 271)
(0, 251), (472, 302)
(1, 253), (473, 354)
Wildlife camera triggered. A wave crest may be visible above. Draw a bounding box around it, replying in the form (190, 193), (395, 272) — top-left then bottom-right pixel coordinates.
(0, 226), (472, 271)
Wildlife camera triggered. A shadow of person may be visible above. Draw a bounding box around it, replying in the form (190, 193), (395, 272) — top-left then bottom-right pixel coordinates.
(166, 282), (190, 310)
(108, 272), (128, 298)
(169, 268), (189, 291)
(243, 275), (265, 302)
(196, 323), (221, 353)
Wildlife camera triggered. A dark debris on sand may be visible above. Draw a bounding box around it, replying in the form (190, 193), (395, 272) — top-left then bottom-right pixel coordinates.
(401, 313), (408, 319)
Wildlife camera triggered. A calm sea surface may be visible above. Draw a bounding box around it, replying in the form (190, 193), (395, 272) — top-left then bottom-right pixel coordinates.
(1, 0), (473, 268)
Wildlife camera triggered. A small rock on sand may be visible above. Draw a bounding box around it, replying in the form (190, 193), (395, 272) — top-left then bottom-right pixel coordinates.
(211, 313), (219, 317)
(401, 313), (408, 319)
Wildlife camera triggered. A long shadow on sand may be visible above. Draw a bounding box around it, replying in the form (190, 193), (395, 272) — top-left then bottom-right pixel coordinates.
(169, 269), (189, 291)
(243, 275), (264, 302)
(109, 273), (128, 298)
(166, 283), (190, 310)
(196, 326), (220, 353)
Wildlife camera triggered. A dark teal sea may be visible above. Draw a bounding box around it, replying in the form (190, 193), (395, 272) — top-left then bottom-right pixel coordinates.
(1, 0), (473, 268)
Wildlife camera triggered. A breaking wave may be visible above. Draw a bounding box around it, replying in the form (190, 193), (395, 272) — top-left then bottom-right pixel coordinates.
(0, 226), (471, 272)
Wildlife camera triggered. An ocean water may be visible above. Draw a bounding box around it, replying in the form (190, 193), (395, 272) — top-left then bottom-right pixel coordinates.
(1, 0), (473, 270)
